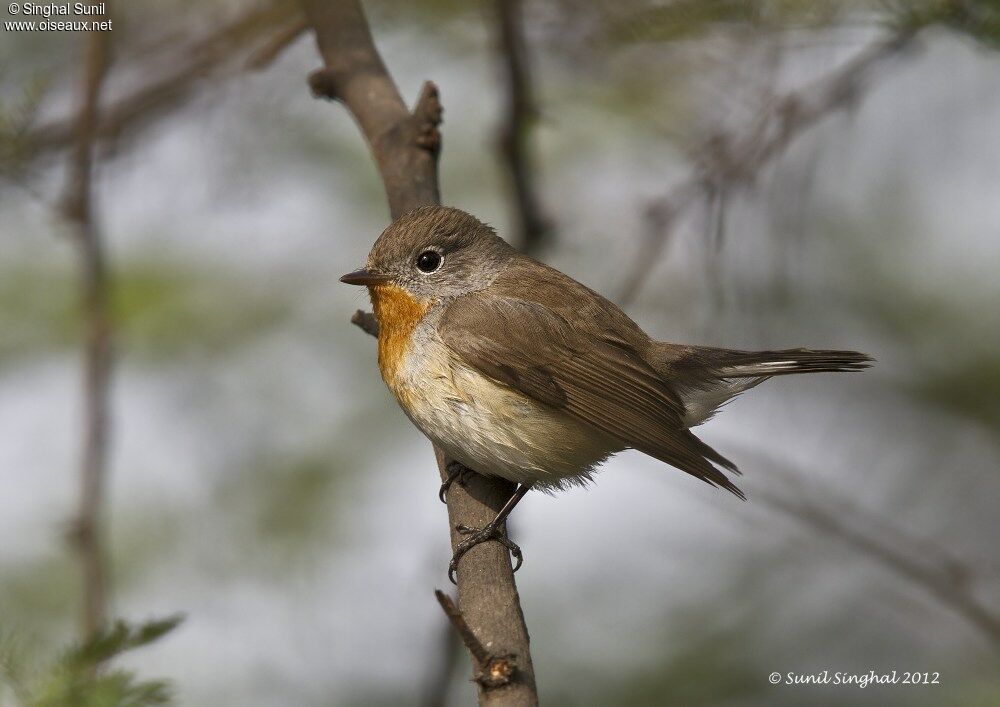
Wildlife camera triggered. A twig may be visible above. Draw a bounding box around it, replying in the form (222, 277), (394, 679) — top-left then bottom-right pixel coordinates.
(743, 448), (1000, 648)
(419, 620), (461, 707)
(617, 26), (920, 304)
(435, 590), (516, 689)
(300, 2), (538, 704)
(245, 15), (309, 70)
(350, 309), (379, 337)
(19, 1), (297, 162)
(62, 10), (114, 642)
(495, 0), (551, 254)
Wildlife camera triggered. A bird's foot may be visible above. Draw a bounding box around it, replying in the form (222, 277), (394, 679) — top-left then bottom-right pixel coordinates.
(448, 522), (522, 584)
(439, 461), (475, 504)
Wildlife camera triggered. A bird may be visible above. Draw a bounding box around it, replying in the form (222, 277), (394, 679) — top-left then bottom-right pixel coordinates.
(341, 205), (871, 581)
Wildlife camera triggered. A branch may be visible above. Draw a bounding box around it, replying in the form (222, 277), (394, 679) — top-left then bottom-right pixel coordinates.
(349, 306), (539, 703)
(61, 11), (114, 642)
(17, 2), (298, 163)
(245, 15), (309, 71)
(495, 0), (551, 254)
(744, 448), (1000, 648)
(617, 26), (920, 304)
(350, 309), (379, 337)
(435, 590), (516, 688)
(419, 620), (461, 707)
(301, 1), (538, 703)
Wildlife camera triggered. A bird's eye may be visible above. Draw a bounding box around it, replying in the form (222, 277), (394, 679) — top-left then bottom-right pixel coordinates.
(416, 250), (442, 273)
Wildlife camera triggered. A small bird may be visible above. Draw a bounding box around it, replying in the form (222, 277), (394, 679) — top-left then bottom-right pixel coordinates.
(341, 205), (870, 581)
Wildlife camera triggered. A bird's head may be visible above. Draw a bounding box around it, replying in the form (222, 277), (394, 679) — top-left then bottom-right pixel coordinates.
(341, 205), (514, 303)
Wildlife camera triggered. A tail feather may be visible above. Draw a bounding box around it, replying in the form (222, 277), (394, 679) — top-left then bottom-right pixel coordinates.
(636, 344), (871, 495)
(713, 349), (873, 378)
(656, 345), (873, 428)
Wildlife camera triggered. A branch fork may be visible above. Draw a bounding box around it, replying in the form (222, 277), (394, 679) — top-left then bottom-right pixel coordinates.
(435, 590), (517, 689)
(301, 1), (537, 702)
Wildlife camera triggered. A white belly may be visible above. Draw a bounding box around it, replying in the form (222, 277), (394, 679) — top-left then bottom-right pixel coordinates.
(392, 336), (619, 491)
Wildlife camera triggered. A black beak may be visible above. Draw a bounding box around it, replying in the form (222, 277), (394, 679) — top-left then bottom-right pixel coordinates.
(340, 268), (390, 286)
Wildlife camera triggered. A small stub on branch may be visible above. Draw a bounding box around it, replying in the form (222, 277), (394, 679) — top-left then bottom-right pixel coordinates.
(308, 68), (339, 100)
(413, 81), (443, 154)
(434, 589), (517, 689)
(476, 655), (516, 689)
(351, 309), (379, 338)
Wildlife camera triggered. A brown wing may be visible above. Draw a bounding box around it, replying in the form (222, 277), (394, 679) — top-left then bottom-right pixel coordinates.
(437, 291), (744, 498)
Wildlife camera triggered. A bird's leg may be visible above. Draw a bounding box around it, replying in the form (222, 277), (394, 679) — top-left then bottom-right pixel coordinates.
(448, 484), (532, 584)
(439, 460), (476, 504)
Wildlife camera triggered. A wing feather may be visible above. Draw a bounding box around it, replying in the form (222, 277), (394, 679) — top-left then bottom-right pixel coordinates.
(437, 292), (744, 498)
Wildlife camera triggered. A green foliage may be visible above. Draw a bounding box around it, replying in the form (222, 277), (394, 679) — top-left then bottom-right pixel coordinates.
(1, 617), (182, 707)
(545, 610), (768, 706)
(944, 0), (1000, 48)
(820, 194), (1000, 437)
(608, 0), (768, 45)
(0, 555), (78, 638)
(0, 262), (293, 364)
(594, 0), (1000, 51)
(904, 340), (1000, 432)
(886, 0), (1000, 46)
(212, 440), (367, 573)
(110, 263), (292, 361)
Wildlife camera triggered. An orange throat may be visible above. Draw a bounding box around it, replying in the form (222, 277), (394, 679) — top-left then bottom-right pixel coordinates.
(369, 283), (431, 393)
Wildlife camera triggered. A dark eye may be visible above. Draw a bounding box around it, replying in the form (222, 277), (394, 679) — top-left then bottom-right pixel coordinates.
(416, 250), (442, 273)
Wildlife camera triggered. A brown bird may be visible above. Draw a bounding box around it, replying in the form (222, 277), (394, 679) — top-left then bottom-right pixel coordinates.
(341, 205), (871, 581)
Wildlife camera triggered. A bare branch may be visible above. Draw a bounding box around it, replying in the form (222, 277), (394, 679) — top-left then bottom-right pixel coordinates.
(350, 309), (379, 337)
(61, 10), (114, 642)
(435, 590), (516, 689)
(419, 621), (461, 707)
(618, 26), (920, 304)
(300, 1), (537, 703)
(245, 15), (309, 71)
(18, 2), (298, 163)
(302, 0), (440, 217)
(745, 448), (1000, 648)
(495, 0), (551, 254)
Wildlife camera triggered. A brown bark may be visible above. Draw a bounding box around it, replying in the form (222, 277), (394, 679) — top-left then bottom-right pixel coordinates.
(62, 10), (114, 641)
(301, 1), (538, 704)
(495, 0), (550, 254)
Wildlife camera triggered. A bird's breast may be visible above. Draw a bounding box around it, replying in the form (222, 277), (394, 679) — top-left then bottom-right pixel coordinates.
(369, 283), (432, 405)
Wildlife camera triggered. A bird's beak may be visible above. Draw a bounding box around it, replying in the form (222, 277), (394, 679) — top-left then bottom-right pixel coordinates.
(340, 268), (390, 286)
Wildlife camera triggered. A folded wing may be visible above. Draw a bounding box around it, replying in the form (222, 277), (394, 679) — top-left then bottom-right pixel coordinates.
(437, 293), (745, 499)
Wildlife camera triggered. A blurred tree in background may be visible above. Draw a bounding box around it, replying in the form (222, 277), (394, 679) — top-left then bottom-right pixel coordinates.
(1, 0), (999, 705)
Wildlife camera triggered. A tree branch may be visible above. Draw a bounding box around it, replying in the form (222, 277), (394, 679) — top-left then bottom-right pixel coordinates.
(744, 448), (1000, 648)
(61, 11), (114, 642)
(302, 1), (537, 703)
(349, 309), (380, 338)
(245, 15), (310, 71)
(618, 25), (921, 304)
(495, 0), (551, 254)
(18, 2), (298, 163)
(435, 590), (517, 689)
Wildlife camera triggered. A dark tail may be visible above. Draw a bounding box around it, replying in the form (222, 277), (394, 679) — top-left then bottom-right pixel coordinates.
(703, 348), (873, 378)
(657, 345), (873, 430)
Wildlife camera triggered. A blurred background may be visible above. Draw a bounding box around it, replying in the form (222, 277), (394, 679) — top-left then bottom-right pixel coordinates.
(1, 0), (999, 705)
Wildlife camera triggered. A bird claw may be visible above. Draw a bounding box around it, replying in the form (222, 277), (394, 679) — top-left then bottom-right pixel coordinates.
(448, 523), (523, 584)
(439, 461), (474, 504)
